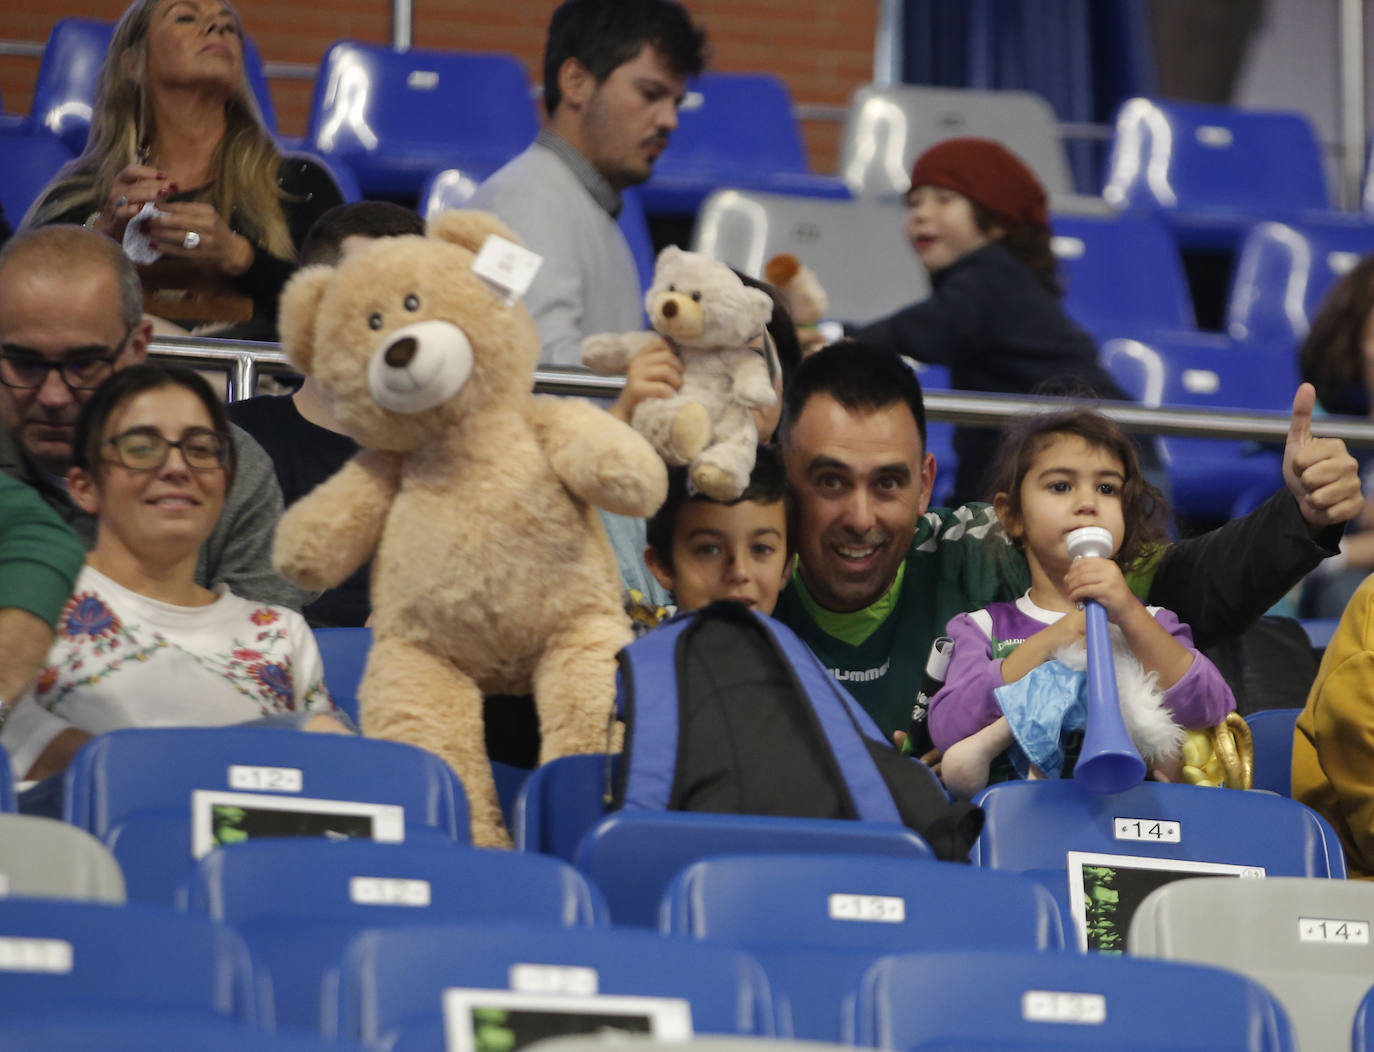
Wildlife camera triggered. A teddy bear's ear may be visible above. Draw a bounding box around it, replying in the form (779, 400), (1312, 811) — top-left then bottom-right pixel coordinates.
(743, 286), (777, 329)
(764, 253), (801, 287)
(654, 245), (686, 273)
(278, 264), (334, 375)
(428, 210), (522, 253)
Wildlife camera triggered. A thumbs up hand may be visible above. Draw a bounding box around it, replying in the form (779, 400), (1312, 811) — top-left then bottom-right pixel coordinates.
(1284, 383), (1363, 530)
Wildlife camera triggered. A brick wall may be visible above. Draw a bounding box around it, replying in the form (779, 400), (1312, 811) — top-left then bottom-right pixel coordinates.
(0, 0), (877, 173)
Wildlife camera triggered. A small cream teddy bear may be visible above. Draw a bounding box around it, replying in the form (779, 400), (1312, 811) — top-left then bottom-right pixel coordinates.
(582, 247), (776, 502)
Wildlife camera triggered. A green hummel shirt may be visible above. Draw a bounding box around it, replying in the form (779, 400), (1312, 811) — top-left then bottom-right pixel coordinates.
(773, 504), (1163, 738)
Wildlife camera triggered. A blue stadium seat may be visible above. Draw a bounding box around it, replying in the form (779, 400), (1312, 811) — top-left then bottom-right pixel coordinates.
(64, 726), (468, 903)
(27, 18), (114, 153)
(0, 898), (261, 1025)
(640, 72), (848, 215)
(1103, 97), (1331, 251)
(1356, 982), (1374, 1052)
(306, 41), (537, 199)
(1227, 217), (1374, 347)
(28, 18), (278, 154)
(853, 949), (1295, 1051)
(0, 745), (13, 813)
(514, 752), (617, 861)
(1245, 708), (1301, 798)
(1130, 876), (1374, 1052)
(971, 779), (1347, 877)
(908, 362), (956, 508)
(619, 186), (657, 297)
(1300, 618), (1340, 650)
(183, 838), (605, 1030)
(0, 1012), (368, 1052)
(574, 810), (932, 927)
(331, 923), (776, 1048)
(1100, 333), (1291, 520)
(311, 626), (371, 727)
(0, 128), (74, 228)
(661, 854), (1063, 1040)
(1051, 211), (1195, 336)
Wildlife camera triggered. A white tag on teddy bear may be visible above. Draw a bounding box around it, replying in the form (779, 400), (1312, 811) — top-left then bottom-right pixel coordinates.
(471, 235), (543, 306)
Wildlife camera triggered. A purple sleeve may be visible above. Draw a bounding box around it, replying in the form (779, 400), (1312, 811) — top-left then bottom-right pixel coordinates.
(927, 611), (1008, 750)
(1152, 607), (1237, 728)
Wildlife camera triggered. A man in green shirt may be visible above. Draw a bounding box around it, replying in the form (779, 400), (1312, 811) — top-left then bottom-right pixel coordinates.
(0, 472), (83, 713)
(772, 343), (1362, 739)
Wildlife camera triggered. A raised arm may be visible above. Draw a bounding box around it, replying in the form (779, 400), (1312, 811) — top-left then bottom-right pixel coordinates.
(274, 449), (402, 592)
(1143, 385), (1361, 649)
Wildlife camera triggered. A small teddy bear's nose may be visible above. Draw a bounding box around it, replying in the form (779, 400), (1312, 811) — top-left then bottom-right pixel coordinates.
(385, 337), (418, 368)
(661, 299), (678, 319)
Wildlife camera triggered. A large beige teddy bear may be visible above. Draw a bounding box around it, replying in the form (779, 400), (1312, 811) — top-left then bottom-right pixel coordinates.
(582, 247), (775, 501)
(273, 211), (667, 847)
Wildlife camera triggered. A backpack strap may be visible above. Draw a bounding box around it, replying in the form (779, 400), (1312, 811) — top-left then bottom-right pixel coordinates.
(613, 612), (691, 812)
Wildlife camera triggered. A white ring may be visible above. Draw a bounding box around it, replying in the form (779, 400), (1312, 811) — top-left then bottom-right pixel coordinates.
(182, 230), (201, 250)
(116, 195), (128, 208)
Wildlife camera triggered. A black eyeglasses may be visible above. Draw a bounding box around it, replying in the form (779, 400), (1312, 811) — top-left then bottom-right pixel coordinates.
(0, 331), (133, 391)
(103, 427), (231, 472)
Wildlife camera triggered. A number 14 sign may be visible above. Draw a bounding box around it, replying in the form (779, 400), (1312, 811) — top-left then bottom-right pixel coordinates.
(1113, 817), (1181, 843)
(1298, 917), (1370, 944)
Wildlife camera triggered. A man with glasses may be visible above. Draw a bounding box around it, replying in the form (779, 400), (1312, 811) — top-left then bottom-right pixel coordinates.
(0, 225), (302, 608)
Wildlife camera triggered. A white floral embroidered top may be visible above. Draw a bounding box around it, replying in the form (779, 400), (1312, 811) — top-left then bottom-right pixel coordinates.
(2, 565), (334, 778)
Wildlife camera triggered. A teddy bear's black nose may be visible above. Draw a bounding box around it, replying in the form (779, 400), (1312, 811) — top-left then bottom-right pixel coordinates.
(661, 299), (678, 319)
(385, 337), (418, 368)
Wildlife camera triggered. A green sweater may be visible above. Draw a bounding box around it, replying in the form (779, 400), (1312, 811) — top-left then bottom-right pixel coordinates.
(774, 505), (1025, 737)
(773, 503), (1167, 738)
(0, 472), (84, 627)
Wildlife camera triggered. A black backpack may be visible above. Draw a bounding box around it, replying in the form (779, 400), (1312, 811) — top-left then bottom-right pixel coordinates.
(612, 601), (983, 862)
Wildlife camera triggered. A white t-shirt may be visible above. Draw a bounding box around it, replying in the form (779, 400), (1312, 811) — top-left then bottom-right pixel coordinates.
(2, 565), (333, 778)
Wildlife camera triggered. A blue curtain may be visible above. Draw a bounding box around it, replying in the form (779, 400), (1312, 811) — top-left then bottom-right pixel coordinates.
(900, 0), (1157, 193)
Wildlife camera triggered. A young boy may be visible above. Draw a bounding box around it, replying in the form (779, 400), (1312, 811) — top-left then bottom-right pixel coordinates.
(641, 444), (795, 617)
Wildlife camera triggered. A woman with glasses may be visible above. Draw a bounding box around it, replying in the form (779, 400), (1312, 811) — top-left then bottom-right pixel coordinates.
(0, 363), (343, 784)
(20, 0), (342, 340)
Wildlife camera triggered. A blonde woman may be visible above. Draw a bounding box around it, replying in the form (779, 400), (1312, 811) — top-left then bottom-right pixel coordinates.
(23, 0), (342, 339)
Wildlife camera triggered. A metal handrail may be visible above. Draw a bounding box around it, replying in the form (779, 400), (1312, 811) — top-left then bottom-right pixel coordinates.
(149, 334), (1374, 447)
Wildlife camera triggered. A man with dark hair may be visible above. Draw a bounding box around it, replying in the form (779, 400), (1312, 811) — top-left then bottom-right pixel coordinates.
(298, 201), (426, 268)
(773, 341), (1364, 739)
(469, 0), (707, 366)
(228, 201), (426, 626)
(0, 225), (301, 609)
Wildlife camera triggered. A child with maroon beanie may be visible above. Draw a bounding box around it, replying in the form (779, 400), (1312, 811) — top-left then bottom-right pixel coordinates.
(857, 137), (1135, 507)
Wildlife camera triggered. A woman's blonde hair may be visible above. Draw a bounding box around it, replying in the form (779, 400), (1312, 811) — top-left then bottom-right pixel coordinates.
(22, 0), (293, 259)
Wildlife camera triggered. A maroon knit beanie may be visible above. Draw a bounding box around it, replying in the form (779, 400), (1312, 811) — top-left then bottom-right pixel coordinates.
(908, 137), (1048, 233)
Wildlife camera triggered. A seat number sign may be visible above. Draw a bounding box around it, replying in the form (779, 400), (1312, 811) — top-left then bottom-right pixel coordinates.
(350, 877), (432, 907)
(0, 938), (72, 973)
(227, 765), (304, 793)
(1112, 817), (1180, 843)
(828, 893), (905, 923)
(1022, 990), (1106, 1025)
(1298, 917), (1370, 944)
